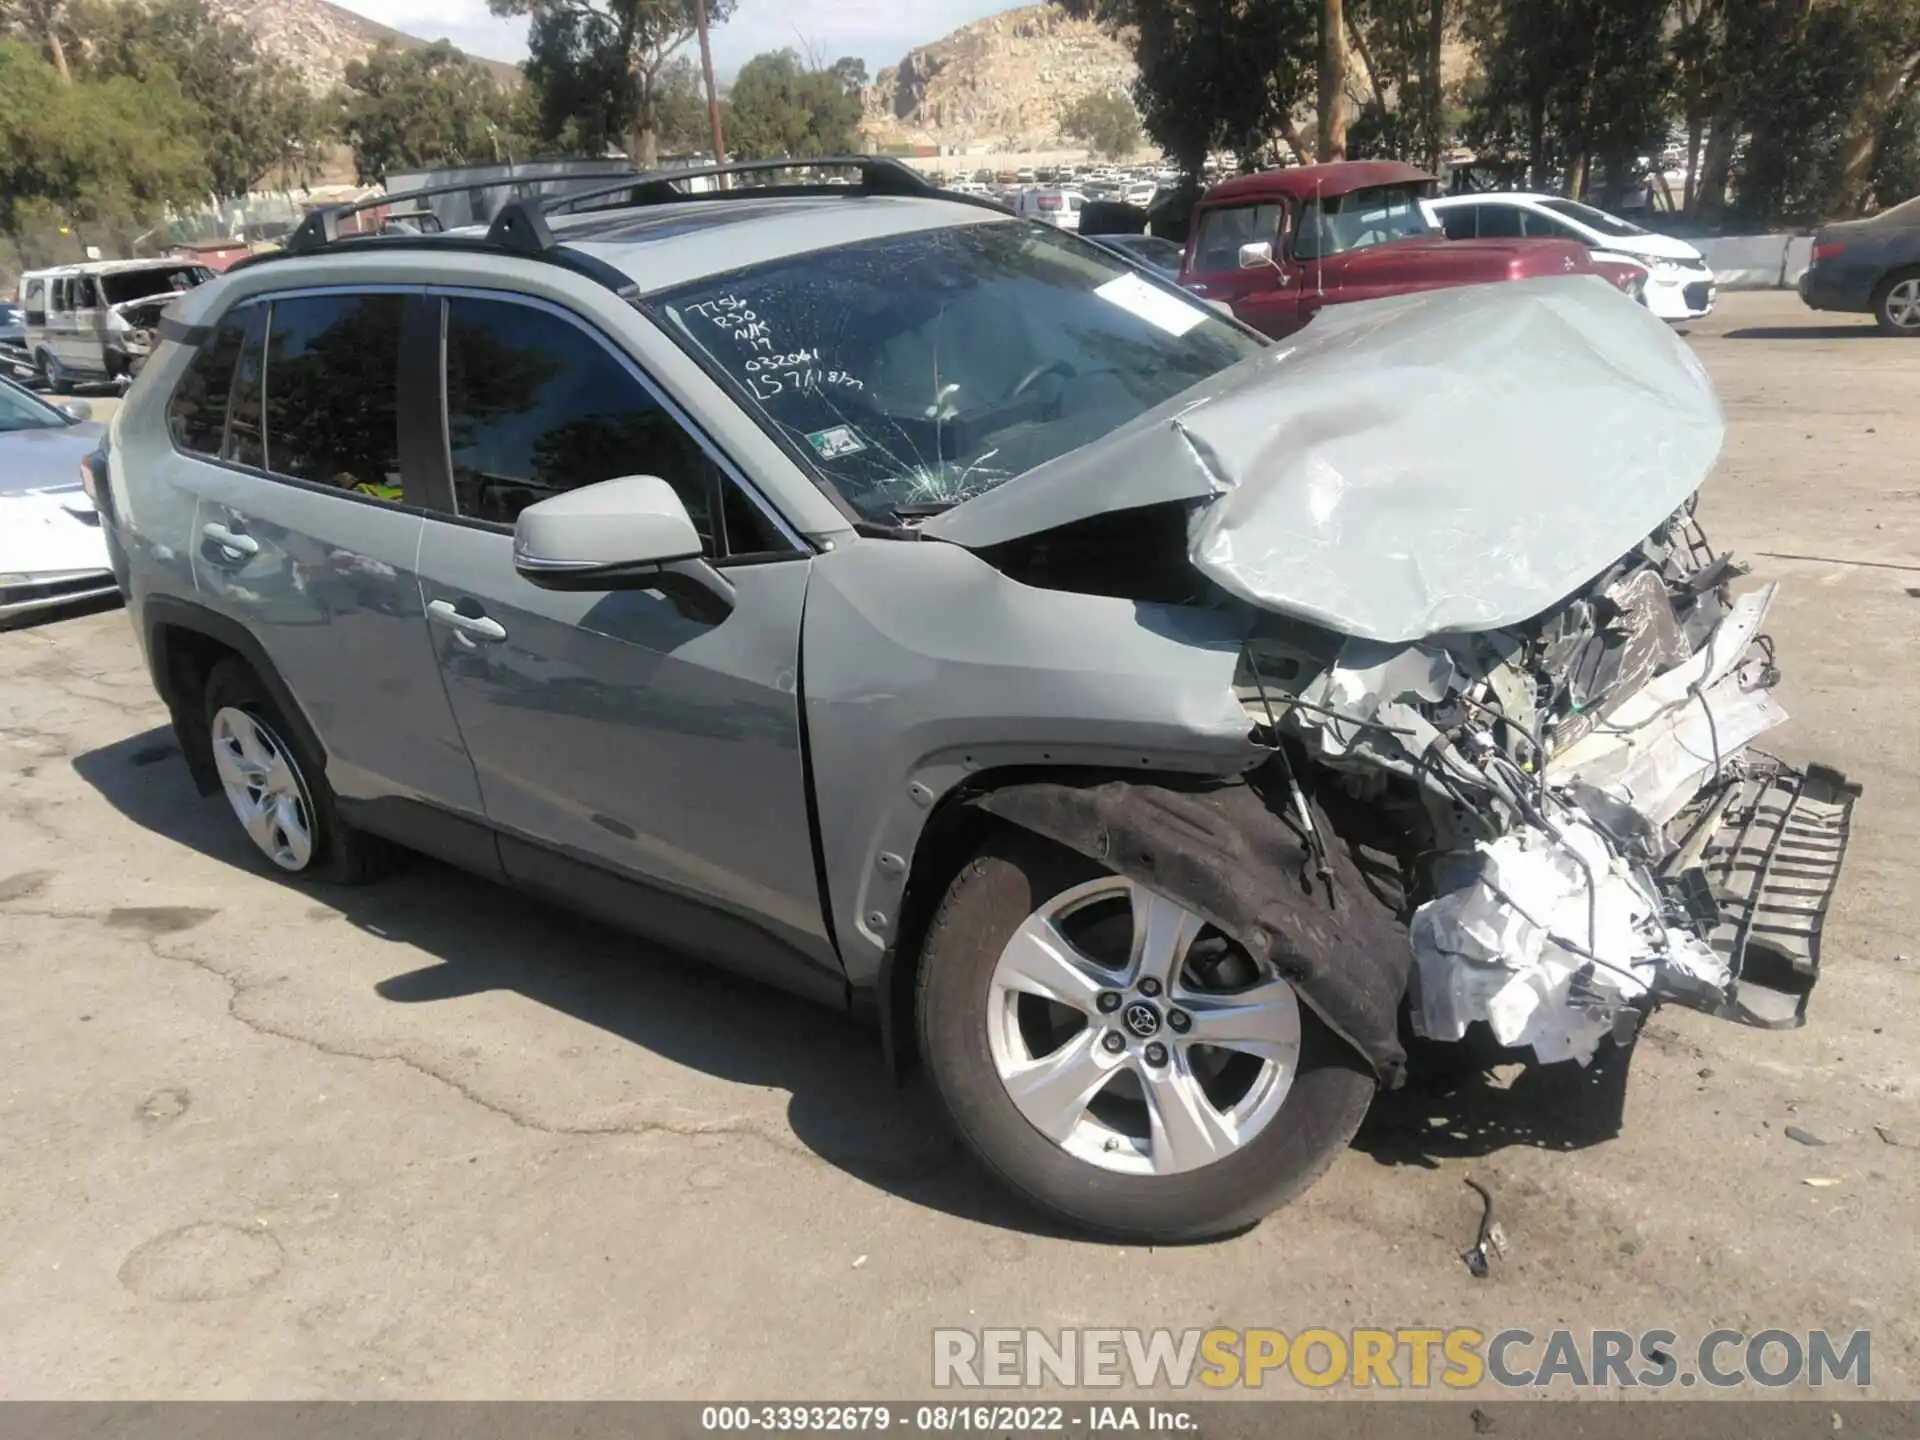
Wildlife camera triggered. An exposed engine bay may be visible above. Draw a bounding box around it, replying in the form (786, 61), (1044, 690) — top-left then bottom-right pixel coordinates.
(1239, 504), (1858, 1065)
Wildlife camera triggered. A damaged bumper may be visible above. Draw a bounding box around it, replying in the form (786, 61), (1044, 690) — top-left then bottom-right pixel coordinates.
(1248, 511), (1858, 1066)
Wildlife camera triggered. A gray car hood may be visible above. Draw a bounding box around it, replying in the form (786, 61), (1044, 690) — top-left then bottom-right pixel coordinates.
(922, 276), (1724, 642)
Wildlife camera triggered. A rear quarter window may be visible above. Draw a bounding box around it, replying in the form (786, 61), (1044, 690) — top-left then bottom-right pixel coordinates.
(165, 308), (250, 456)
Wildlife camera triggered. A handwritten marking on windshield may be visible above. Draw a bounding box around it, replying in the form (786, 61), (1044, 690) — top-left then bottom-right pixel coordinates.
(686, 294), (774, 353)
(747, 369), (865, 401)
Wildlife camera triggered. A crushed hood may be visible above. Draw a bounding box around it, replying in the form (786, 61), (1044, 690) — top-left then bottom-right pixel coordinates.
(923, 276), (1725, 643)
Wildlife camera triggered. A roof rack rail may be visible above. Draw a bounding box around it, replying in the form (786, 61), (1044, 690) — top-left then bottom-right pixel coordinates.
(281, 168), (644, 254)
(482, 154), (995, 256)
(223, 156), (1006, 295)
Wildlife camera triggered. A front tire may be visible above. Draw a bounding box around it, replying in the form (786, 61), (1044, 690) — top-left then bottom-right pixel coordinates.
(202, 659), (392, 884)
(916, 832), (1376, 1241)
(1873, 269), (1920, 336)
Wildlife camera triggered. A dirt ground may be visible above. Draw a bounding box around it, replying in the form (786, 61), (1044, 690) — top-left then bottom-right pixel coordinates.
(2, 291), (1915, 1401)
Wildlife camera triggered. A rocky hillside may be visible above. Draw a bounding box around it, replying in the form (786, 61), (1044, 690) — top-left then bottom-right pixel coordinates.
(205, 0), (521, 93)
(861, 4), (1138, 154)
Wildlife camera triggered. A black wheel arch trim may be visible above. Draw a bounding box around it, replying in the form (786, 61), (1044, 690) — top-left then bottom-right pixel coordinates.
(143, 594), (329, 798)
(966, 770), (1412, 1087)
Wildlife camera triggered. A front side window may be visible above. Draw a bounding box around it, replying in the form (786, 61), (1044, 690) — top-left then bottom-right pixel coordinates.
(1473, 203), (1524, 239)
(165, 307), (250, 455)
(442, 296), (782, 556)
(1193, 203), (1284, 272)
(1437, 206), (1479, 241)
(262, 293), (403, 499)
(1538, 198), (1644, 238)
(645, 221), (1265, 523)
(1294, 183), (1435, 259)
(1522, 210), (1583, 242)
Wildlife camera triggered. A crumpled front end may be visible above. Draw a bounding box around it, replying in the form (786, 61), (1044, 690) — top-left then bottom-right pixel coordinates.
(1244, 508), (1858, 1065)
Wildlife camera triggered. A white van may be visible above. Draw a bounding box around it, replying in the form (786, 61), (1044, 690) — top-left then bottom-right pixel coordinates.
(1013, 187), (1087, 232)
(19, 258), (214, 390)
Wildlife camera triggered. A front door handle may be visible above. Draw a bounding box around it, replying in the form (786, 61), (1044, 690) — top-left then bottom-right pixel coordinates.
(202, 521), (258, 556)
(427, 598), (507, 643)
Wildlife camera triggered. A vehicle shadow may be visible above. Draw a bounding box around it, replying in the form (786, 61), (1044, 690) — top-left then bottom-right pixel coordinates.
(1352, 1034), (1634, 1169)
(71, 726), (1086, 1240)
(1720, 323), (1883, 340)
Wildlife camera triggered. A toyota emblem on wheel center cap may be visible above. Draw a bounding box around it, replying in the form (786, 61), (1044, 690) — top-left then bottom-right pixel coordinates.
(1121, 1001), (1162, 1039)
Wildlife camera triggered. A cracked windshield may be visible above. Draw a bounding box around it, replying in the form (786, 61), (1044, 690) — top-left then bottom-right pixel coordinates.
(646, 223), (1263, 522)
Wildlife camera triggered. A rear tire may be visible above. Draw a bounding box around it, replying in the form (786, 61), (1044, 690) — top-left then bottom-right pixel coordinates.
(1873, 269), (1920, 336)
(201, 658), (393, 884)
(916, 831), (1376, 1241)
(35, 349), (65, 393)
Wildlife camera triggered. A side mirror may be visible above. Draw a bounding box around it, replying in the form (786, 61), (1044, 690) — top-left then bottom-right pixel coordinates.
(59, 400), (92, 422)
(1238, 241), (1274, 269)
(514, 475), (734, 620)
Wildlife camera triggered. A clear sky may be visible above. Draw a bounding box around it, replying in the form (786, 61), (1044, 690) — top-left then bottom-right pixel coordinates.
(330, 1), (1021, 82)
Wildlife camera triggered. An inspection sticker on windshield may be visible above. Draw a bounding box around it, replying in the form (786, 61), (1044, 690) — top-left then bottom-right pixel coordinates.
(806, 425), (867, 460)
(1093, 271), (1208, 337)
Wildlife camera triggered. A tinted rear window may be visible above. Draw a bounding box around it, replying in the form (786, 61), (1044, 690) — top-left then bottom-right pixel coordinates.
(262, 293), (403, 499)
(166, 309), (249, 455)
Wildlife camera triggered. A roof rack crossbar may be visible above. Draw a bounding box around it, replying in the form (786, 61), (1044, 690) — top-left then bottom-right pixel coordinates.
(481, 155), (950, 255)
(282, 168), (645, 253)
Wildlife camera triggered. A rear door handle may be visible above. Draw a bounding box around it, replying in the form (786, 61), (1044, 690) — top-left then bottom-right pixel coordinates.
(202, 521), (258, 556)
(426, 598), (507, 643)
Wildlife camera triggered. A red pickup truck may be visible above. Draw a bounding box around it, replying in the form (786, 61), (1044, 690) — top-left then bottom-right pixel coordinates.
(1175, 160), (1628, 337)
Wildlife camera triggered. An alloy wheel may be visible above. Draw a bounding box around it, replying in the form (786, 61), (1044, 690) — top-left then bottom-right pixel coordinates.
(1885, 278), (1920, 332)
(984, 876), (1301, 1176)
(210, 706), (316, 871)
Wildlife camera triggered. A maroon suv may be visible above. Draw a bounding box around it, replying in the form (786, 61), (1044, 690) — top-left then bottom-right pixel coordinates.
(1177, 161), (1614, 337)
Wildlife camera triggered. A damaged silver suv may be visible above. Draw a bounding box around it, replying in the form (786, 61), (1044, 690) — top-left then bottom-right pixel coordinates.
(97, 159), (1856, 1241)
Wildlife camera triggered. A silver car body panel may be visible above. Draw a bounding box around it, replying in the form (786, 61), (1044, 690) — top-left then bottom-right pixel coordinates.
(925, 277), (1724, 644)
(800, 537), (1262, 988)
(565, 195), (1009, 299)
(0, 414), (114, 618)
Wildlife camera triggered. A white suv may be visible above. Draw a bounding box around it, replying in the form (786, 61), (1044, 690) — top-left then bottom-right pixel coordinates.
(1427, 193), (1716, 321)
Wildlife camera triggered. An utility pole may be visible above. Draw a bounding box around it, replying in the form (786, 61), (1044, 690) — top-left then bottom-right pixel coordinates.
(695, 0), (727, 186)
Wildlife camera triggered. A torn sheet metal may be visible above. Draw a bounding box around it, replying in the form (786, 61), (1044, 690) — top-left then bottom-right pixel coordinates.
(1548, 585), (1784, 829)
(1409, 819), (1664, 1064)
(926, 276), (1724, 643)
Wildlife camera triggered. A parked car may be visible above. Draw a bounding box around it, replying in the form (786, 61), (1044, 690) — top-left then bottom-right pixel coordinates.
(99, 158), (1853, 1242)
(1, 301), (33, 381)
(1013, 186), (1086, 231)
(1176, 162), (1619, 338)
(0, 374), (115, 624)
(1085, 232), (1186, 279)
(18, 257), (214, 391)
(1800, 193), (1920, 336)
(1426, 192), (1716, 321)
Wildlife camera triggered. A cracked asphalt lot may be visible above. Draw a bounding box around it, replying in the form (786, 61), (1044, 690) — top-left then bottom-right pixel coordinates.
(2, 293), (1917, 1400)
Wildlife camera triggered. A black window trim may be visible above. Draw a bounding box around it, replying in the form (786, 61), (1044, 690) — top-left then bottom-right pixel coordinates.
(422, 285), (808, 564)
(162, 283), (443, 521)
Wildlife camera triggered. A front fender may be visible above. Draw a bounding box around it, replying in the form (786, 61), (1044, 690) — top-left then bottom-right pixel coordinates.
(800, 537), (1262, 992)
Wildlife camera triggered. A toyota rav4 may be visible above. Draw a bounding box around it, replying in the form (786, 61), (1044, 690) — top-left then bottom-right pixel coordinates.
(92, 158), (1856, 1242)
